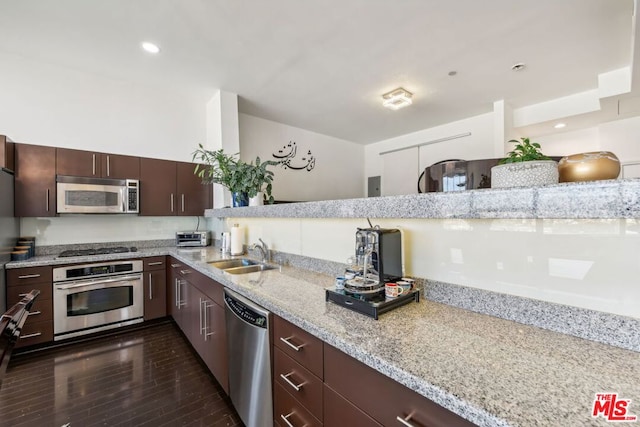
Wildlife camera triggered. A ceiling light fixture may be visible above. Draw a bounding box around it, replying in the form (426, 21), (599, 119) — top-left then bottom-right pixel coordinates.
(382, 87), (413, 110)
(554, 123), (567, 129)
(141, 41), (160, 54)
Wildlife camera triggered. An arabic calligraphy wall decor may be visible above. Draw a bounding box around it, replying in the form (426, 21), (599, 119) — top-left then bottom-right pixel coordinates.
(272, 141), (316, 171)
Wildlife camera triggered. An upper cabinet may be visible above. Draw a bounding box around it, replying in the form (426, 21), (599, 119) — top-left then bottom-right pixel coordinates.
(1, 134), (15, 171)
(139, 159), (212, 216)
(56, 148), (140, 179)
(15, 143), (56, 217)
(176, 162), (212, 216)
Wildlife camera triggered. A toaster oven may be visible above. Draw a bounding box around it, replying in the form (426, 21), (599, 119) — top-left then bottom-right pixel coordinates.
(176, 231), (210, 247)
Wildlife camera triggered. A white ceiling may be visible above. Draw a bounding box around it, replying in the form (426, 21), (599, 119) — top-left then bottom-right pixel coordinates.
(0, 0), (635, 144)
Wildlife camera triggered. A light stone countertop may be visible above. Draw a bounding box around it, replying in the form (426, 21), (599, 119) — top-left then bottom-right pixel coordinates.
(204, 178), (640, 219)
(8, 247), (640, 427)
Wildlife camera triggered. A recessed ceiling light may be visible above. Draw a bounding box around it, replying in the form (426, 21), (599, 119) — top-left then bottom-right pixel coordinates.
(511, 62), (526, 71)
(554, 123), (566, 129)
(141, 41), (160, 54)
(382, 87), (413, 110)
(448, 71), (457, 76)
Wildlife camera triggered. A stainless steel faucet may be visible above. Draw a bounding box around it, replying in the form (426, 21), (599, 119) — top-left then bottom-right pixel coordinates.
(250, 238), (269, 263)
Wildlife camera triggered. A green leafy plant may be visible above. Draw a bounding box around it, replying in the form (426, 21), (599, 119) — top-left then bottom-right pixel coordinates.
(499, 137), (551, 164)
(192, 144), (280, 204)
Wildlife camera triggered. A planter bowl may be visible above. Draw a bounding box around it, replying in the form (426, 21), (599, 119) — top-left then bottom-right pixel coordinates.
(558, 151), (620, 183)
(491, 160), (558, 188)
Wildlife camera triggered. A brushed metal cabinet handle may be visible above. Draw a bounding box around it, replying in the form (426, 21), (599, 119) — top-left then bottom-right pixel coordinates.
(148, 273), (153, 300)
(170, 194), (174, 212)
(147, 261), (163, 266)
(28, 311), (41, 316)
(199, 298), (204, 335)
(18, 274), (41, 279)
(280, 336), (304, 352)
(181, 194), (185, 212)
(280, 372), (304, 392)
(106, 155), (110, 177)
(396, 414), (418, 427)
(46, 189), (49, 212)
(20, 332), (42, 339)
(203, 301), (214, 340)
(280, 412), (296, 427)
(92, 154), (96, 175)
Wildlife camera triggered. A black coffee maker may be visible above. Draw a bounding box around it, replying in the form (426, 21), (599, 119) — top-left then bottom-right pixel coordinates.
(354, 227), (403, 283)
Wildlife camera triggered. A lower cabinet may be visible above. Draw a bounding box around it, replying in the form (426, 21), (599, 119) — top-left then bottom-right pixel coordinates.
(324, 384), (381, 427)
(143, 256), (167, 321)
(167, 257), (228, 393)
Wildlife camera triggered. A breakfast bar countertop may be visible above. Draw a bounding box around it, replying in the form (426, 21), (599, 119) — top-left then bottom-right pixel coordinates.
(7, 246), (640, 426)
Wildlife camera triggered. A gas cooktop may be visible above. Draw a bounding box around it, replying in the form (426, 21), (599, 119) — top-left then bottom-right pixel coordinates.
(58, 246), (138, 258)
(325, 286), (419, 320)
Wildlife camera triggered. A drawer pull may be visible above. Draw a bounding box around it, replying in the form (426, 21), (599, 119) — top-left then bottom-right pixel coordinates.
(18, 293), (29, 297)
(280, 372), (305, 392)
(280, 336), (305, 352)
(171, 264), (181, 268)
(147, 261), (163, 266)
(280, 412), (297, 427)
(396, 414), (418, 427)
(20, 332), (42, 339)
(180, 270), (191, 275)
(28, 311), (41, 316)
(18, 274), (41, 279)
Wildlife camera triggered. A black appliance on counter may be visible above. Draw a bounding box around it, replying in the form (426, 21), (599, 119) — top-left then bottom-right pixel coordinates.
(326, 226), (419, 319)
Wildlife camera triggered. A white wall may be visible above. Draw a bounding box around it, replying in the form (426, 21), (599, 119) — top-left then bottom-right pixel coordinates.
(0, 51), (207, 162)
(365, 113), (495, 195)
(239, 114), (365, 201)
(0, 51), (211, 246)
(228, 216), (640, 319)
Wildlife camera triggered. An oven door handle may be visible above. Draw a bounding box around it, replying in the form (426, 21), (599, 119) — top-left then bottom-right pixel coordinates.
(55, 274), (142, 290)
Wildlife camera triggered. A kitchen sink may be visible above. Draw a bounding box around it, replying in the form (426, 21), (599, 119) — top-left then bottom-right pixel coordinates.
(208, 258), (259, 269)
(223, 264), (277, 275)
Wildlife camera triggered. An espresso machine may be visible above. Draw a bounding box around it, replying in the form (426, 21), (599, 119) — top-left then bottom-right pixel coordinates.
(351, 227), (403, 286)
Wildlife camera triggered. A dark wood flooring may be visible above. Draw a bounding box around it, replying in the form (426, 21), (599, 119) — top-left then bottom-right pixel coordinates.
(0, 321), (242, 427)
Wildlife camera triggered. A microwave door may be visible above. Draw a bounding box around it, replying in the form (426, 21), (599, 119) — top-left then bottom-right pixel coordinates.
(57, 183), (125, 213)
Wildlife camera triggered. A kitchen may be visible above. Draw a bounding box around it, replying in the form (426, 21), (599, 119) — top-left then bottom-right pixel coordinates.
(1, 1), (640, 426)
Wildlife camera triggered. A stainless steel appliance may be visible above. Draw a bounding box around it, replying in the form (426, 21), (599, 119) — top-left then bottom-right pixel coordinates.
(0, 168), (20, 313)
(224, 289), (272, 427)
(56, 175), (139, 214)
(53, 260), (144, 340)
(175, 231), (210, 247)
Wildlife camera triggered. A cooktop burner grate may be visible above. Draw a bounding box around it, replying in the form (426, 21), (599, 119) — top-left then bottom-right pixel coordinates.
(58, 246), (138, 258)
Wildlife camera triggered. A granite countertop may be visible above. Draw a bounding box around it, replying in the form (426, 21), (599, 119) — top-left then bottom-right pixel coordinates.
(204, 178), (640, 219)
(8, 247), (640, 426)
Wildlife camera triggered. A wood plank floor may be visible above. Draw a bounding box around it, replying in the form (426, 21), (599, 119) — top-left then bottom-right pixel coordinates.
(0, 321), (242, 427)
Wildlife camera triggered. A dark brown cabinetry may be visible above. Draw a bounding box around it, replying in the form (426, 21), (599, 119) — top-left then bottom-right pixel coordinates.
(56, 148), (140, 179)
(167, 257), (228, 393)
(0, 134), (14, 170)
(324, 344), (476, 427)
(6, 266), (54, 348)
(140, 159), (212, 216)
(143, 256), (167, 321)
(14, 143), (56, 217)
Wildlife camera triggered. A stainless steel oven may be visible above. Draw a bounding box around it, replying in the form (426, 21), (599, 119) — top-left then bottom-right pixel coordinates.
(53, 260), (144, 340)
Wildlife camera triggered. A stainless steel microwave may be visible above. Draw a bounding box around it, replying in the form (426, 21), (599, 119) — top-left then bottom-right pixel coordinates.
(56, 175), (139, 214)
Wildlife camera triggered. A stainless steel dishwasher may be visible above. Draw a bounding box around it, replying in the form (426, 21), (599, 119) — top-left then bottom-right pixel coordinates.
(224, 289), (272, 427)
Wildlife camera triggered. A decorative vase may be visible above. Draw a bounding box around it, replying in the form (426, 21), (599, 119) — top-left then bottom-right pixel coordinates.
(558, 151), (620, 183)
(232, 192), (249, 207)
(249, 192), (264, 206)
(491, 160), (558, 188)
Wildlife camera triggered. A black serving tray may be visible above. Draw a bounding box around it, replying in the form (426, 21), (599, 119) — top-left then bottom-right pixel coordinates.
(325, 287), (419, 320)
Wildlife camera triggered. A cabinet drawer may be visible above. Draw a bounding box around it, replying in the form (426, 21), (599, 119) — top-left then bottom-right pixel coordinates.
(15, 320), (53, 348)
(274, 316), (323, 378)
(143, 256), (166, 271)
(7, 282), (53, 302)
(324, 344), (476, 427)
(9, 299), (54, 324)
(324, 384), (382, 427)
(7, 266), (52, 286)
(274, 347), (323, 421)
(274, 382), (322, 427)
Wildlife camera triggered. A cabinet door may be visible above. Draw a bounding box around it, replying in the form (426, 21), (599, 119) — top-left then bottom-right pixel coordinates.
(15, 143), (56, 217)
(324, 384), (382, 427)
(176, 161), (212, 216)
(56, 147), (101, 177)
(201, 299), (228, 393)
(140, 158), (176, 216)
(144, 269), (167, 321)
(101, 153), (140, 179)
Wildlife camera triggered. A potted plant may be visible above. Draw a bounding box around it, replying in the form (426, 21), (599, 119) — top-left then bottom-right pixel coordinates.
(192, 145), (280, 206)
(491, 137), (558, 188)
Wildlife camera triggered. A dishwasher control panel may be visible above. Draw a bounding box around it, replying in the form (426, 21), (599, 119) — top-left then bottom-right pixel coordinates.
(225, 294), (268, 328)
